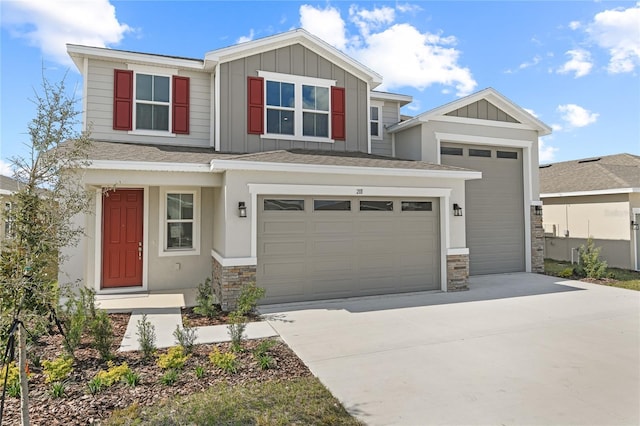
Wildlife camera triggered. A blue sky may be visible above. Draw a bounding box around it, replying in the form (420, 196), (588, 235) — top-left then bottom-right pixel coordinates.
(1, 1), (639, 174)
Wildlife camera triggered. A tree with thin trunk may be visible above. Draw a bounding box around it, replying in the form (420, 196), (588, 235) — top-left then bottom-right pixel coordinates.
(0, 72), (92, 425)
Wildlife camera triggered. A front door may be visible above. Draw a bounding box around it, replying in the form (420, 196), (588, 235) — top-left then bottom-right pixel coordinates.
(102, 189), (143, 288)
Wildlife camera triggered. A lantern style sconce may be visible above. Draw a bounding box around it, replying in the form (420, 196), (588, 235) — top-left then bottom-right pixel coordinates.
(534, 205), (543, 216)
(632, 220), (639, 231)
(453, 203), (463, 217)
(238, 202), (247, 218)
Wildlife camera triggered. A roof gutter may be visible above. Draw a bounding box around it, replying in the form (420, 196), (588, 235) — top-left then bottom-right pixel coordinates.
(541, 188), (640, 198)
(88, 160), (212, 173)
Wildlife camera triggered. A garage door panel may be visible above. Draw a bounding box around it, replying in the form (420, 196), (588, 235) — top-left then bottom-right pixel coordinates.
(258, 196), (440, 303)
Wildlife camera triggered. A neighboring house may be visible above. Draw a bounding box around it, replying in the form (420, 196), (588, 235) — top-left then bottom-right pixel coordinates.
(540, 153), (640, 270)
(63, 29), (550, 308)
(0, 175), (20, 240)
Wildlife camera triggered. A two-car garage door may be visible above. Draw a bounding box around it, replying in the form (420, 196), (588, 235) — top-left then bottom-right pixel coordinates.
(257, 196), (440, 304)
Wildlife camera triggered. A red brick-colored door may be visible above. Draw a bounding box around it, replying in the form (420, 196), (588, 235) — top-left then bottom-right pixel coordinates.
(102, 189), (143, 288)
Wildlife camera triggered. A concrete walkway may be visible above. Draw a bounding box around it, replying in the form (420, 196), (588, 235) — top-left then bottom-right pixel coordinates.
(118, 307), (277, 352)
(260, 273), (640, 426)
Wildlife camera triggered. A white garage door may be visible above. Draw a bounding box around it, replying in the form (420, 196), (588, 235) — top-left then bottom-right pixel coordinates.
(257, 196), (440, 304)
(440, 144), (525, 275)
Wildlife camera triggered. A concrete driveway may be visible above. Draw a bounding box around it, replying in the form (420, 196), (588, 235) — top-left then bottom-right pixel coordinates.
(261, 273), (640, 425)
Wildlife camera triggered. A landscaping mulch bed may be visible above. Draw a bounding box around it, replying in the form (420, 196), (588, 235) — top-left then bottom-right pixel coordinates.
(180, 306), (261, 327)
(1, 313), (311, 425)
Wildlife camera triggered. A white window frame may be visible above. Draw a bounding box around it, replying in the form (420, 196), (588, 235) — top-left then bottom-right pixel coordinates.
(159, 187), (200, 257)
(258, 70), (336, 143)
(128, 64), (176, 138)
(370, 101), (384, 140)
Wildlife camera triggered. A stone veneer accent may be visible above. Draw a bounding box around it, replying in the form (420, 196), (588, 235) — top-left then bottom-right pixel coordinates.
(531, 205), (545, 273)
(447, 254), (469, 291)
(212, 257), (257, 311)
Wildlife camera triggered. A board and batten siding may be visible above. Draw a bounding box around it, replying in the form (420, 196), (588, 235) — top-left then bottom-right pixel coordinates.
(445, 99), (520, 123)
(85, 59), (211, 146)
(370, 101), (398, 157)
(219, 44), (369, 153)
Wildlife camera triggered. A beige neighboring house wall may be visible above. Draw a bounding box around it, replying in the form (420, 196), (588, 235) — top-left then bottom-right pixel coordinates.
(540, 153), (640, 270)
(0, 175), (20, 240)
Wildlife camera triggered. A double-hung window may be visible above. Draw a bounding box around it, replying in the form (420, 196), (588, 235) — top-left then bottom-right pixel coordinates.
(249, 71), (343, 142)
(160, 189), (200, 256)
(136, 74), (170, 131)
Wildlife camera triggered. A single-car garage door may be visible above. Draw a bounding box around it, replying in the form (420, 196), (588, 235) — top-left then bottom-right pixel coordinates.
(257, 196), (440, 304)
(440, 144), (525, 275)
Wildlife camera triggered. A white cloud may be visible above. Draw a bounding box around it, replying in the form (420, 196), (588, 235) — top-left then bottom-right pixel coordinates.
(586, 3), (640, 73)
(551, 123), (563, 132)
(0, 160), (13, 177)
(557, 49), (593, 77)
(523, 108), (538, 118)
(1, 0), (131, 65)
(299, 5), (348, 50)
(396, 3), (423, 14)
(557, 104), (599, 128)
(538, 138), (558, 162)
(237, 29), (255, 44)
(569, 21), (582, 30)
(300, 5), (477, 96)
(519, 55), (542, 70)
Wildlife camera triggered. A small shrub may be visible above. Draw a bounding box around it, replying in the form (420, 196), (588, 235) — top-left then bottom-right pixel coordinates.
(94, 361), (132, 386)
(227, 312), (247, 352)
(209, 347), (238, 374)
(89, 309), (115, 361)
(7, 382), (21, 398)
(160, 369), (179, 386)
(577, 238), (608, 279)
(173, 325), (197, 354)
(60, 293), (89, 358)
(50, 381), (66, 398)
(136, 314), (157, 361)
(122, 370), (140, 387)
(87, 377), (105, 395)
(1, 362), (20, 396)
(558, 267), (574, 278)
(194, 365), (205, 379)
(157, 345), (189, 370)
(253, 339), (276, 370)
(42, 356), (73, 383)
(193, 277), (219, 318)
(28, 352), (42, 369)
(235, 282), (266, 317)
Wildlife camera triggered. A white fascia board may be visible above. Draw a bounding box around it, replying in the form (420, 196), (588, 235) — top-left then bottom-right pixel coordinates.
(541, 188), (640, 198)
(447, 248), (469, 255)
(211, 250), (257, 267)
(248, 184), (452, 198)
(370, 91), (413, 105)
(66, 44), (206, 71)
(211, 159), (482, 180)
(89, 160), (212, 173)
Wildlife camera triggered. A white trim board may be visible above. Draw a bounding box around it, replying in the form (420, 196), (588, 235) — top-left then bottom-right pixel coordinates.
(541, 188), (640, 198)
(211, 250), (257, 267)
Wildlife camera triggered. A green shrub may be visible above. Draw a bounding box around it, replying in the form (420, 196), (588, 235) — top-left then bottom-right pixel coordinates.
(60, 291), (90, 358)
(235, 282), (266, 317)
(194, 365), (206, 379)
(50, 381), (66, 398)
(160, 369), (179, 386)
(0, 362), (20, 389)
(89, 309), (114, 361)
(193, 277), (219, 318)
(558, 267), (574, 278)
(173, 325), (197, 354)
(94, 361), (132, 386)
(577, 238), (608, 279)
(209, 347), (238, 374)
(157, 346), (189, 370)
(42, 356), (73, 383)
(87, 377), (105, 395)
(253, 339), (276, 370)
(136, 314), (156, 361)
(7, 382), (21, 398)
(227, 312), (247, 352)
(122, 370), (140, 387)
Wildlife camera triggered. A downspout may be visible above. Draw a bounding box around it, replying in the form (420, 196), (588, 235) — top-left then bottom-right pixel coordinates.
(366, 83), (371, 154)
(214, 63), (221, 151)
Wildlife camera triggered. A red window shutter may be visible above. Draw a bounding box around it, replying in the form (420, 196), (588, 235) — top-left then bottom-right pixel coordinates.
(331, 86), (345, 140)
(172, 76), (190, 134)
(247, 76), (264, 134)
(113, 69), (133, 130)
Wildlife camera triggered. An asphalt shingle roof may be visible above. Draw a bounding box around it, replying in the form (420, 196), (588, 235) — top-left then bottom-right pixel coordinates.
(84, 141), (473, 173)
(539, 153), (640, 194)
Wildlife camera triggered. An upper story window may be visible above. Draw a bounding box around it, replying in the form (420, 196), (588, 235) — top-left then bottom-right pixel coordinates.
(248, 71), (345, 142)
(113, 68), (190, 136)
(370, 102), (383, 139)
(136, 74), (170, 131)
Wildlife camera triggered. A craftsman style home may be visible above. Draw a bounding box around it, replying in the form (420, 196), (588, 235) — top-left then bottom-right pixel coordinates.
(63, 29), (550, 308)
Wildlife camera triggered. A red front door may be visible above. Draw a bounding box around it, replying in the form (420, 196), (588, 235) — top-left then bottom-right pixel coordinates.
(102, 189), (143, 288)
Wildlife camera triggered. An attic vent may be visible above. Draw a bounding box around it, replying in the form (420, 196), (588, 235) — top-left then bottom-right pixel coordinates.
(577, 157), (601, 163)
(539, 164), (552, 168)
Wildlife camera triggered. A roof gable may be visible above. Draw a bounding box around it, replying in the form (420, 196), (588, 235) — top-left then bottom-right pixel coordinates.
(389, 87), (552, 135)
(205, 29), (382, 88)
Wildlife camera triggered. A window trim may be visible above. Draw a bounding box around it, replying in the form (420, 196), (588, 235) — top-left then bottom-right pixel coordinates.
(128, 64), (176, 137)
(258, 71), (336, 143)
(159, 188), (200, 257)
(370, 101), (384, 140)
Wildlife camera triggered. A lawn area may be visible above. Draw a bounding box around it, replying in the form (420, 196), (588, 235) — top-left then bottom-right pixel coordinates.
(544, 258), (640, 291)
(106, 377), (363, 425)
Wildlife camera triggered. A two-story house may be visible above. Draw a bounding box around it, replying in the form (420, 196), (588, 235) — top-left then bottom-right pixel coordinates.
(64, 29), (551, 308)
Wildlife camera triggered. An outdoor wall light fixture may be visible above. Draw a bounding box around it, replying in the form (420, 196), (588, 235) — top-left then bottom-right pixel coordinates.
(534, 205), (543, 216)
(632, 220), (639, 231)
(453, 203), (463, 217)
(238, 202), (247, 218)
